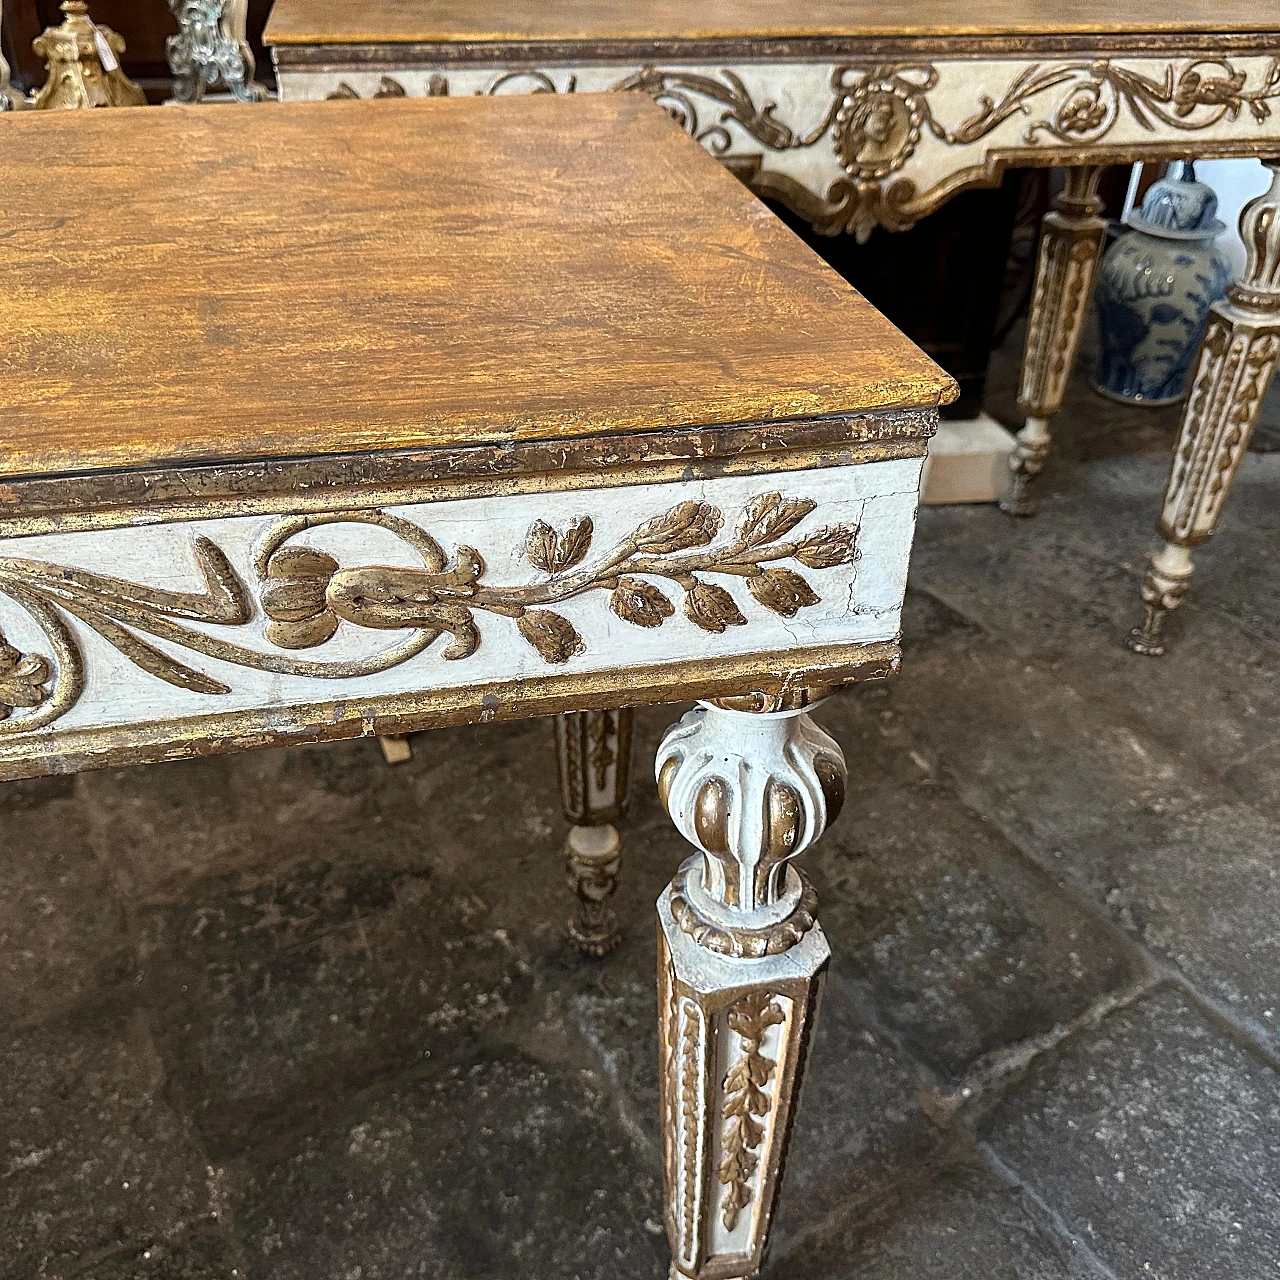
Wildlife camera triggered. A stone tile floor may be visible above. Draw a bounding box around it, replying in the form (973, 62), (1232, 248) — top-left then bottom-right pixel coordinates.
(2, 332), (1278, 1280)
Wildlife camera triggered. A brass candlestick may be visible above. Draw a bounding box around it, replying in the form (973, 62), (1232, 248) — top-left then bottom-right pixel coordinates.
(32, 1), (146, 110)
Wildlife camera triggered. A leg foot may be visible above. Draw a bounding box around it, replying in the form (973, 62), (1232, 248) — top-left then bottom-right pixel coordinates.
(656, 698), (842, 1277)
(999, 416), (1052, 517)
(565, 824), (622, 957)
(554, 709), (633, 956)
(1126, 541), (1194, 657)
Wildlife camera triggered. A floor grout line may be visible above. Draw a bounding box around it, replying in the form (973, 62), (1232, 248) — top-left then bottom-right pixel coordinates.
(980, 1142), (1127, 1280)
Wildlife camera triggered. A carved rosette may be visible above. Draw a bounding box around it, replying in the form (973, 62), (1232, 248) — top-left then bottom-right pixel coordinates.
(655, 702), (845, 958)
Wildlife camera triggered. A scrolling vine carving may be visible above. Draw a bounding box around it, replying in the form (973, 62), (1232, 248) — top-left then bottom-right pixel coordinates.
(0, 495), (860, 735)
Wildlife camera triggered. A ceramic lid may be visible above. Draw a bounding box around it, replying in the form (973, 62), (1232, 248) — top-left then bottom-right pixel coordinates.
(1127, 161), (1227, 240)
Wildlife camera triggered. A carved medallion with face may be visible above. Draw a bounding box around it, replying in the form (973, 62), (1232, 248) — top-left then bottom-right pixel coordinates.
(834, 84), (923, 180)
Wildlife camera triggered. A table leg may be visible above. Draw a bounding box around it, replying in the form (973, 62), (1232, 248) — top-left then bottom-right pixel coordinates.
(166, 0), (264, 104)
(655, 696), (842, 1278)
(1000, 166), (1108, 517)
(1128, 162), (1280, 656)
(554, 709), (633, 957)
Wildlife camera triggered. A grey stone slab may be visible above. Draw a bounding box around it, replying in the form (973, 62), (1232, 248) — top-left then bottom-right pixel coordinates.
(72, 1225), (245, 1280)
(137, 854), (539, 1160)
(861, 632), (1280, 1056)
(78, 737), (439, 905)
(984, 985), (1280, 1280)
(233, 1050), (668, 1280)
(804, 697), (1146, 1086)
(770, 1159), (1102, 1280)
(0, 787), (132, 1026)
(0, 1008), (217, 1279)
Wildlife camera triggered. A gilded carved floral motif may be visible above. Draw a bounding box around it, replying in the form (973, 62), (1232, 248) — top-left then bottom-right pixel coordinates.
(0, 494), (860, 735)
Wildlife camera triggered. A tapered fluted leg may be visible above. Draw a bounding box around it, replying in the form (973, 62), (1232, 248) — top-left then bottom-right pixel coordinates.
(1128, 162), (1280, 655)
(554, 708), (633, 956)
(655, 696), (844, 1278)
(1001, 166), (1108, 517)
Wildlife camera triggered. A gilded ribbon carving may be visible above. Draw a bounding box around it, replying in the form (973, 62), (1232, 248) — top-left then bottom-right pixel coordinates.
(0, 495), (859, 736)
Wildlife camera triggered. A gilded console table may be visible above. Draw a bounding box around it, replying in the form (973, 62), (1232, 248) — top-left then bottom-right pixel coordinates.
(266, 0), (1280, 658)
(0, 95), (953, 1277)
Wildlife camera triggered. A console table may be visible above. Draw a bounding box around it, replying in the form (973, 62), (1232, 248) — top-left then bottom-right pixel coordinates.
(0, 94), (953, 1278)
(265, 0), (1280, 659)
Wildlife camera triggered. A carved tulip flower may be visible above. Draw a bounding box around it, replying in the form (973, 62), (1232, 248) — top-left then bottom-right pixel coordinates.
(260, 546), (340, 649)
(0, 634), (52, 720)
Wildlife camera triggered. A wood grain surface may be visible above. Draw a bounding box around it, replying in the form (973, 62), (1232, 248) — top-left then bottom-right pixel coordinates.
(0, 94), (951, 479)
(263, 0), (1280, 45)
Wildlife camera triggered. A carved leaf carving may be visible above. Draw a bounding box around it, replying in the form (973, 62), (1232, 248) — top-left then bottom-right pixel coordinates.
(526, 516), (594, 573)
(517, 609), (584, 663)
(684, 582), (747, 633)
(795, 525), (861, 569)
(736, 494), (817, 548)
(0, 489), (859, 733)
(631, 501), (723, 554)
(610, 577), (676, 628)
(0, 633), (51, 719)
(718, 992), (787, 1230)
(747, 568), (819, 617)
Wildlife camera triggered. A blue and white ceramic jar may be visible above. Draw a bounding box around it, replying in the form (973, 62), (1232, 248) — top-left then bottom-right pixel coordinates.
(1094, 162), (1232, 406)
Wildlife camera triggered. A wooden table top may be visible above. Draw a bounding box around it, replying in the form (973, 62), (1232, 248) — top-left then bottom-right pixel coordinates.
(264, 0), (1280, 45)
(0, 94), (950, 481)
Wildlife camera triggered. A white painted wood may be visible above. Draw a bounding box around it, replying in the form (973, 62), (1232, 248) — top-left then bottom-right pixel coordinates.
(0, 460), (921, 741)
